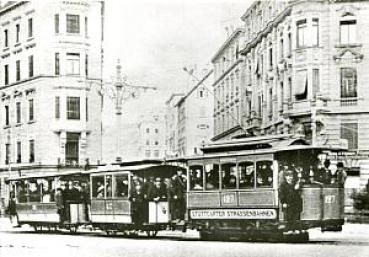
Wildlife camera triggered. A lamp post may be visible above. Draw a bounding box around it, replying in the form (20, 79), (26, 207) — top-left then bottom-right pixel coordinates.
(103, 60), (156, 162)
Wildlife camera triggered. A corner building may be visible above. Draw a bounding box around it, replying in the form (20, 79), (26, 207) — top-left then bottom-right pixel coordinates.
(238, 0), (369, 189)
(0, 1), (104, 210)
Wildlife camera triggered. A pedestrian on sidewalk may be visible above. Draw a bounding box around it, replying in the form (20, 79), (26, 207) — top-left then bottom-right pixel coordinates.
(7, 192), (20, 227)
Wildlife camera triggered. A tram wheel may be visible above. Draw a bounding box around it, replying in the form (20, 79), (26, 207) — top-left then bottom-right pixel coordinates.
(146, 230), (158, 238)
(69, 226), (77, 234)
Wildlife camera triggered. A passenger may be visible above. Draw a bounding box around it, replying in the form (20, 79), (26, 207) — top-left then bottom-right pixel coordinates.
(42, 183), (51, 203)
(7, 192), (20, 227)
(206, 169), (219, 190)
(80, 182), (90, 221)
(55, 188), (64, 225)
(322, 159), (333, 184)
(279, 169), (302, 231)
(222, 170), (236, 189)
(144, 176), (155, 200)
(148, 177), (167, 202)
(96, 181), (104, 198)
(117, 178), (129, 197)
(129, 183), (146, 226)
(70, 181), (81, 203)
(334, 162), (347, 186)
(171, 170), (186, 222)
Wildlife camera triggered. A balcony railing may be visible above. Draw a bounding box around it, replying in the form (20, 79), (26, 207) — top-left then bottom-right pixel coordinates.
(340, 97), (358, 107)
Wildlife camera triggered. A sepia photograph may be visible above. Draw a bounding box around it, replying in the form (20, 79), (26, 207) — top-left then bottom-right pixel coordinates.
(0, 0), (369, 256)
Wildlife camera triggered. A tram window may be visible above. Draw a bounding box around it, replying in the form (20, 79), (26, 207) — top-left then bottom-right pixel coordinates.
(256, 160), (273, 187)
(114, 174), (129, 198)
(92, 176), (105, 198)
(239, 161), (254, 188)
(106, 175), (113, 198)
(16, 181), (28, 203)
(189, 165), (204, 190)
(221, 162), (237, 189)
(28, 180), (41, 202)
(39, 178), (54, 203)
(205, 163), (219, 190)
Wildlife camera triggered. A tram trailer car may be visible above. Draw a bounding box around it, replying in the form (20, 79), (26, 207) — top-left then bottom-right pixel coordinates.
(179, 135), (346, 241)
(7, 171), (89, 232)
(88, 161), (186, 236)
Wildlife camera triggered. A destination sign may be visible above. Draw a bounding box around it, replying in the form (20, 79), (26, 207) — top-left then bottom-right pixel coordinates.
(190, 209), (277, 220)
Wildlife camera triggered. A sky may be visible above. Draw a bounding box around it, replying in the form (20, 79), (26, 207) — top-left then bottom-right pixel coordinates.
(102, 0), (253, 120)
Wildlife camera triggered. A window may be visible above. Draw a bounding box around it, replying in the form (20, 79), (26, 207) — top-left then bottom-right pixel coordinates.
(16, 102), (21, 124)
(145, 150), (151, 158)
(221, 162), (237, 189)
(85, 17), (88, 37)
(67, 97), (80, 120)
(268, 88), (273, 117)
(55, 53), (60, 75)
(312, 18), (319, 46)
(155, 128), (158, 133)
(85, 54), (88, 77)
(313, 69), (320, 98)
(16, 141), (21, 163)
(154, 150), (159, 157)
(55, 96), (60, 119)
(295, 69), (308, 101)
(4, 29), (8, 48)
(154, 141), (159, 145)
(28, 55), (34, 78)
(5, 143), (10, 165)
(29, 99), (34, 121)
(239, 161), (254, 188)
(28, 18), (33, 38)
(66, 14), (80, 34)
(146, 128), (150, 133)
(146, 139), (150, 146)
(66, 53), (80, 75)
(29, 139), (35, 163)
(54, 14), (59, 34)
(280, 38), (284, 58)
(288, 32), (292, 55)
(85, 97), (88, 121)
(65, 133), (79, 166)
(269, 47), (273, 69)
(297, 20), (307, 48)
(190, 165), (204, 190)
(341, 68), (357, 98)
(5, 105), (9, 126)
(341, 123), (358, 150)
(16, 60), (21, 81)
(340, 20), (356, 45)
(4, 64), (9, 85)
(92, 176), (105, 198)
(256, 160), (273, 187)
(16, 24), (20, 43)
(205, 163), (219, 190)
(114, 174), (129, 198)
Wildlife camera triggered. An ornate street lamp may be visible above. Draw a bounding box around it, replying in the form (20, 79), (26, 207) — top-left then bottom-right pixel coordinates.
(103, 60), (156, 162)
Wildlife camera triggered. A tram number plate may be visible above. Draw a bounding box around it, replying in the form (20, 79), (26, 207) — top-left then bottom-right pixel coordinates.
(32, 205), (37, 211)
(222, 194), (236, 204)
(325, 195), (336, 204)
(190, 209), (277, 220)
(106, 202), (113, 211)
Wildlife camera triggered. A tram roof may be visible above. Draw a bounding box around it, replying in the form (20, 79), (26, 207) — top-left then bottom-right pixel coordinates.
(6, 170), (84, 182)
(179, 135), (346, 161)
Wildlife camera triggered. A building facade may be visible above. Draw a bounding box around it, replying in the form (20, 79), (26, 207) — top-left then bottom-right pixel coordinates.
(164, 93), (184, 157)
(0, 1), (104, 211)
(212, 27), (246, 141)
(176, 70), (214, 156)
(235, 0), (369, 189)
(137, 109), (166, 159)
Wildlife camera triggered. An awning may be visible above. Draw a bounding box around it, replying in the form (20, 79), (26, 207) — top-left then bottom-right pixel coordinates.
(294, 70), (308, 96)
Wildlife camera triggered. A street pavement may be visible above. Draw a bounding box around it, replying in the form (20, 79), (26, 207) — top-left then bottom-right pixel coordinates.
(1, 218), (369, 257)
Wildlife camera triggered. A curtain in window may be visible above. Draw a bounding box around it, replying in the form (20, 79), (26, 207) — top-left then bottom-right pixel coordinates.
(294, 70), (308, 96)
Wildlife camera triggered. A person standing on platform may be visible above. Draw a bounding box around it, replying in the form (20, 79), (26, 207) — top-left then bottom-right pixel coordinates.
(279, 169), (302, 232)
(171, 170), (186, 223)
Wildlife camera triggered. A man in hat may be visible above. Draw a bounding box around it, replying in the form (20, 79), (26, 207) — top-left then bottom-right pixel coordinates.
(279, 168), (302, 231)
(171, 170), (187, 222)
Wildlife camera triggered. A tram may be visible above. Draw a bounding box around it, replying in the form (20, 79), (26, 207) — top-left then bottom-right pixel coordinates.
(88, 160), (186, 236)
(6, 134), (346, 242)
(176, 134), (346, 241)
(6, 171), (89, 232)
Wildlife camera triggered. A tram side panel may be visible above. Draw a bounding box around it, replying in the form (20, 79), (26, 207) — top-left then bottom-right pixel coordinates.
(90, 199), (132, 224)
